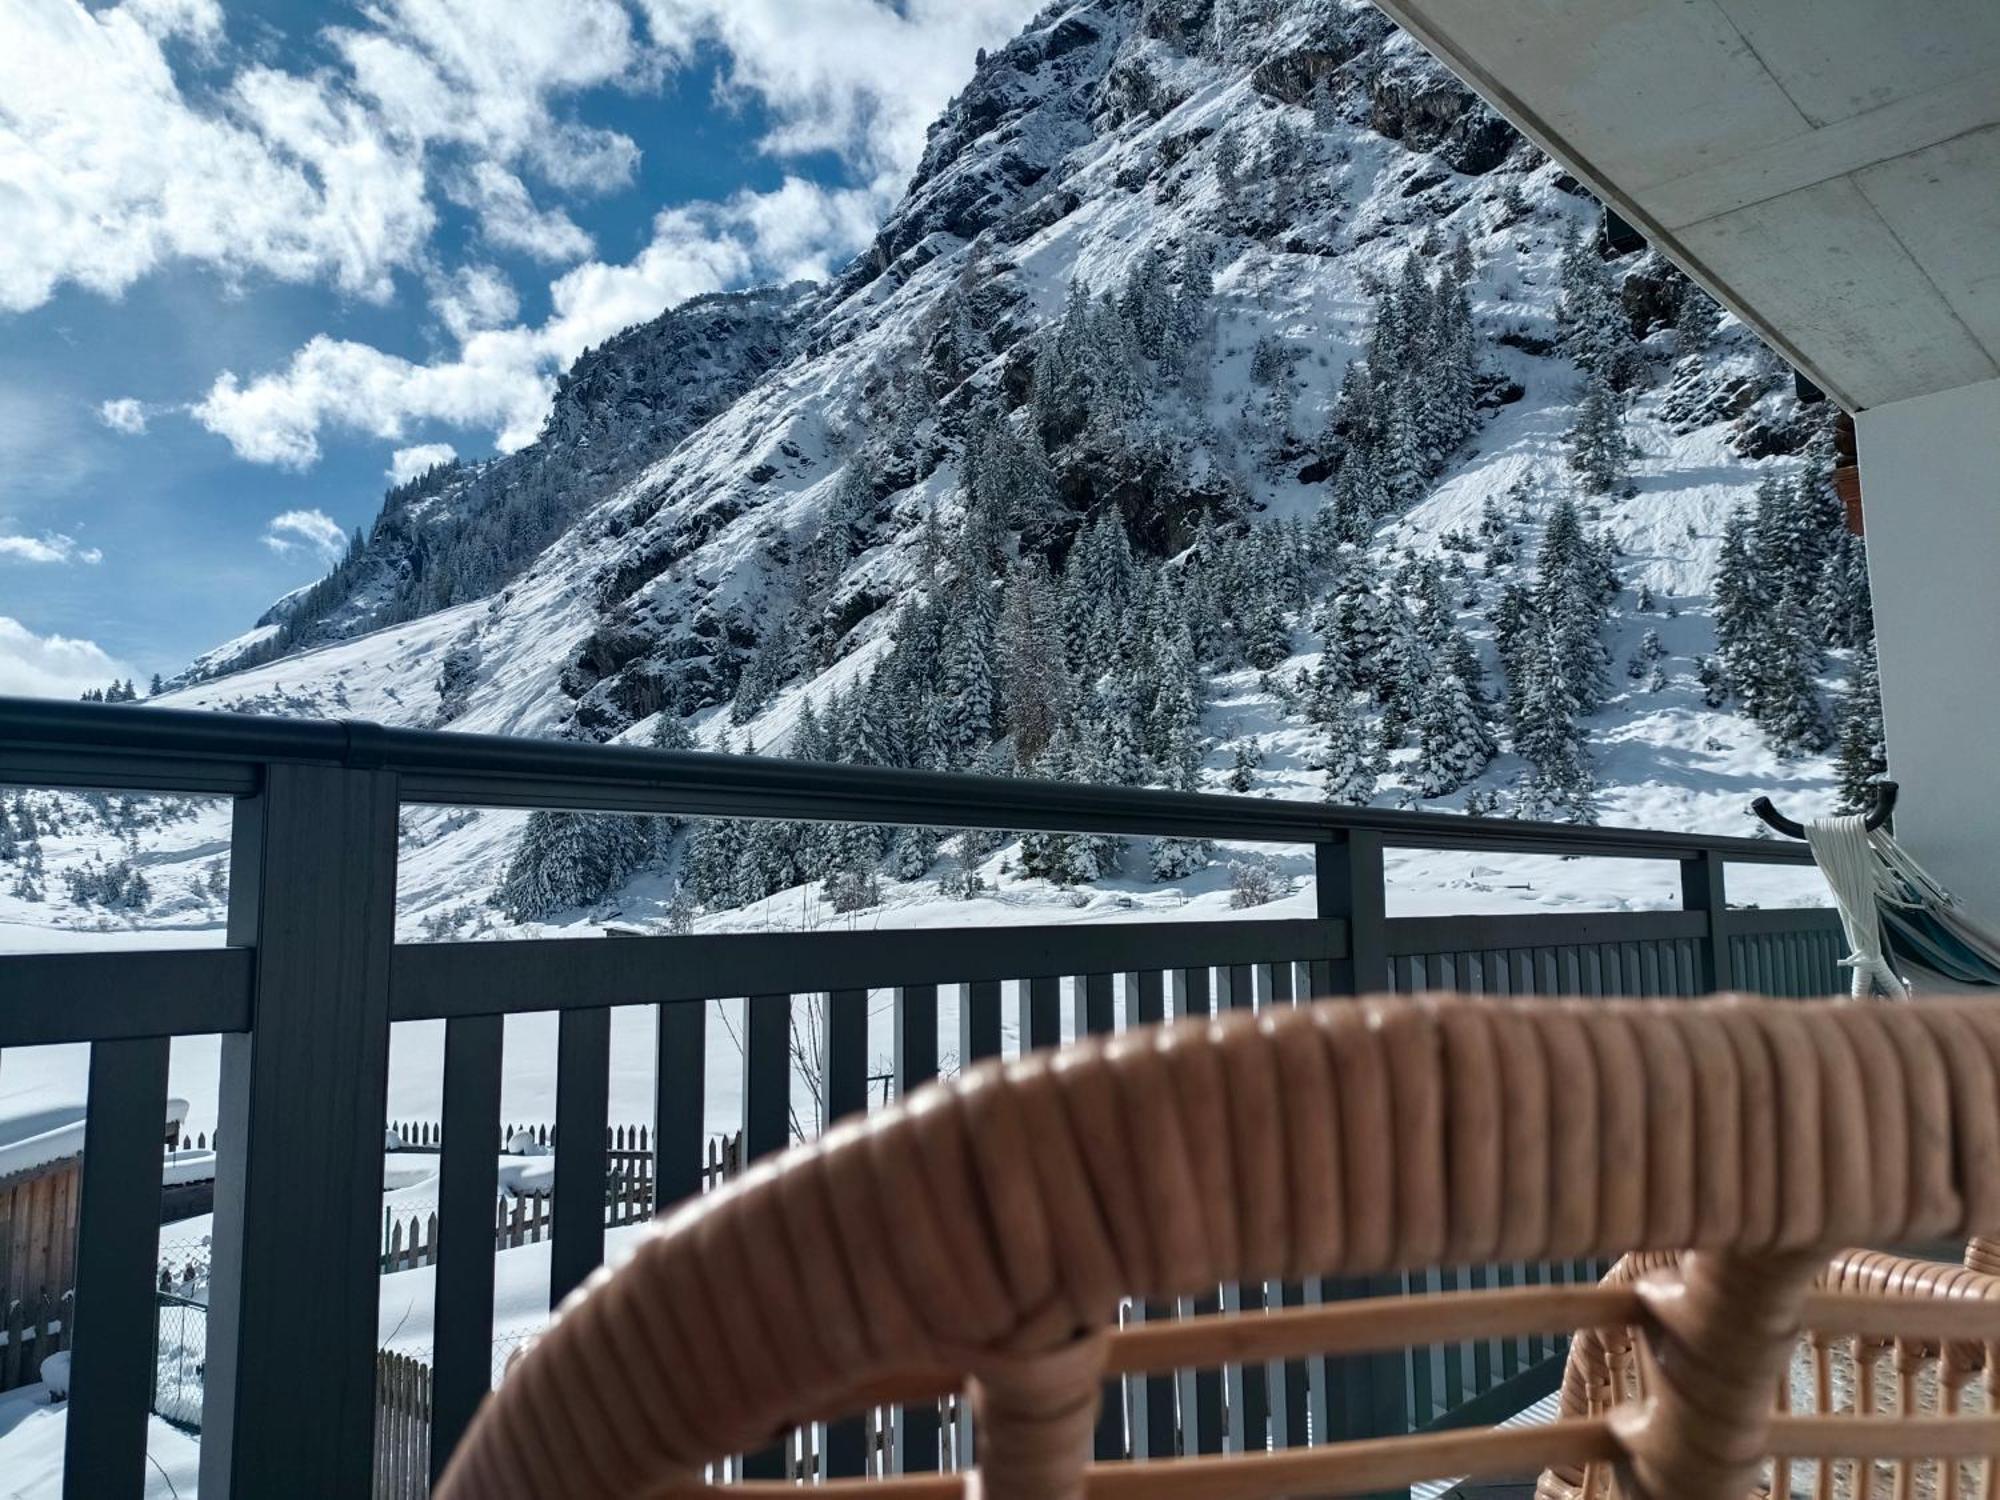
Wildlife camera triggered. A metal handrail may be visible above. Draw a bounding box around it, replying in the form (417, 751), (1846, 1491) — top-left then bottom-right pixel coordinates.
(0, 696), (1815, 862)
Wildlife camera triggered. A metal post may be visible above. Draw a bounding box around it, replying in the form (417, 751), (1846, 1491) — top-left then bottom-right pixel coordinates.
(1019, 974), (1060, 1052)
(893, 985), (940, 1473)
(550, 1006), (610, 1305)
(200, 763), (398, 1499)
(741, 991), (792, 1481)
(1682, 850), (1734, 993)
(822, 988), (869, 1479)
(1313, 831), (1406, 1495)
(431, 1013), (502, 1482)
(1319, 830), (1386, 997)
(63, 1035), (170, 1498)
(654, 1000), (705, 1211)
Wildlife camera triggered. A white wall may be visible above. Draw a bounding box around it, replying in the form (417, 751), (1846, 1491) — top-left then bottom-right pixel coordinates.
(1857, 375), (2000, 917)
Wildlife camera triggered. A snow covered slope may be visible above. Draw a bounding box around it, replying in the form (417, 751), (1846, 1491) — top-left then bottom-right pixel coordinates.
(2, 0), (1859, 959)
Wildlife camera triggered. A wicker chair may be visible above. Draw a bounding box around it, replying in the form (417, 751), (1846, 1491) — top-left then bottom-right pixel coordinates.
(436, 994), (2000, 1500)
(1542, 1245), (2000, 1500)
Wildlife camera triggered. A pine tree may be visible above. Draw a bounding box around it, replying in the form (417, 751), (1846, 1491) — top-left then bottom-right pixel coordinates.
(1413, 663), (1496, 797)
(1835, 640), (1888, 812)
(1308, 652), (1377, 805)
(1566, 368), (1626, 492)
(494, 811), (656, 922)
(1557, 225), (1639, 390)
(1753, 595), (1832, 755)
(1000, 555), (1069, 764)
(828, 463), (875, 558)
(1018, 735), (1081, 882)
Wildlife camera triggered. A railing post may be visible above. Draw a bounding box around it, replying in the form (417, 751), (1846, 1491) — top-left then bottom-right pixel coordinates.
(63, 1034), (170, 1498)
(1318, 829), (1386, 996)
(201, 762), (398, 1500)
(1682, 850), (1734, 994)
(1315, 828), (1405, 1495)
(822, 988), (870, 1479)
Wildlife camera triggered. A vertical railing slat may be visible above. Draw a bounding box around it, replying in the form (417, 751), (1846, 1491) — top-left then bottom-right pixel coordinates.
(741, 991), (793, 1481)
(431, 1012), (503, 1482)
(823, 988), (870, 1479)
(655, 999), (705, 1212)
(961, 980), (1002, 1068)
(1020, 974), (1061, 1053)
(1129, 969), (1176, 1459)
(893, 985), (940, 1474)
(63, 1034), (170, 1500)
(550, 1005), (610, 1305)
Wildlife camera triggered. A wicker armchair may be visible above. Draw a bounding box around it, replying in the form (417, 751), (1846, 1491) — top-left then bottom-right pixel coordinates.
(1543, 1245), (2000, 1500)
(437, 995), (2000, 1500)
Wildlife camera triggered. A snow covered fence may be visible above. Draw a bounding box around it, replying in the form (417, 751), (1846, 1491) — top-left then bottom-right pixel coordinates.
(374, 1350), (431, 1500)
(0, 1290), (71, 1393)
(379, 1131), (739, 1273)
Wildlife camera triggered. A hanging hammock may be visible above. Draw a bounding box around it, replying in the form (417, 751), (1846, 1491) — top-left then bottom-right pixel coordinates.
(1754, 783), (2000, 996)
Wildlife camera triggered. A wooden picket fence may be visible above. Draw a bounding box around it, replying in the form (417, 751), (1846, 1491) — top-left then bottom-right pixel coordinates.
(0, 1289), (72, 1393)
(374, 1349), (431, 1500)
(379, 1131), (739, 1274)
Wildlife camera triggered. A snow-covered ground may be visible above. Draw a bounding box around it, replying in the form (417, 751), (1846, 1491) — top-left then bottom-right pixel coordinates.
(0, 1383), (200, 1500)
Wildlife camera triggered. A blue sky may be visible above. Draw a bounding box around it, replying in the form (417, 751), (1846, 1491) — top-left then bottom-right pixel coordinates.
(0, 0), (1041, 694)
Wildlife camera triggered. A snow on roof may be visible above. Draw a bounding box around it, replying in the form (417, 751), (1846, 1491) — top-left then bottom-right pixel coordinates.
(0, 1089), (188, 1182)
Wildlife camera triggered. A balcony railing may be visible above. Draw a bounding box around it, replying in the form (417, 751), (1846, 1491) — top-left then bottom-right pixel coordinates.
(0, 696), (1842, 1498)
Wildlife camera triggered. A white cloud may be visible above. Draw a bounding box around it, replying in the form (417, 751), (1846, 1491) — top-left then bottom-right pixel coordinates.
(0, 0), (659, 313)
(97, 397), (148, 434)
(431, 264), (519, 340)
(0, 616), (126, 698)
(0, 531), (102, 564)
(639, 0), (1043, 175)
(388, 442), (457, 483)
(193, 176), (876, 466)
(0, 0), (434, 311)
(453, 163), (593, 263)
(13, 0), (1042, 467)
(261, 507), (348, 561)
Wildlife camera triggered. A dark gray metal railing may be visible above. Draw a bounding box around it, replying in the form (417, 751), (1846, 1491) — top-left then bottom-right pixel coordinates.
(0, 696), (1841, 1497)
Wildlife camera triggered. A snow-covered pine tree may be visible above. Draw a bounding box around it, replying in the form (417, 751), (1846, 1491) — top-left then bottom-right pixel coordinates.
(1018, 734), (1082, 882)
(1511, 614), (1597, 822)
(1752, 594), (1832, 755)
(494, 809), (657, 922)
(1557, 225), (1640, 390)
(1532, 497), (1612, 714)
(1835, 639), (1888, 812)
(1565, 367), (1627, 493)
(828, 463), (875, 558)
(1307, 649), (1377, 805)
(1413, 662), (1497, 797)
(1000, 554), (1069, 764)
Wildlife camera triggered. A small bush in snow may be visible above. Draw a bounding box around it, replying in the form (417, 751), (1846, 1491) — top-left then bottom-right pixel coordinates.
(937, 865), (986, 901)
(1228, 856), (1283, 911)
(827, 869), (881, 914)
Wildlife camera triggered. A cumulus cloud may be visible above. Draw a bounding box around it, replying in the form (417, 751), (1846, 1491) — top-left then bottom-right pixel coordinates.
(262, 508), (349, 561)
(193, 176), (877, 466)
(453, 163), (594, 263)
(97, 397), (149, 434)
(0, 0), (658, 313)
(0, 531), (103, 565)
(639, 0), (1042, 176)
(13, 0), (1041, 468)
(431, 264), (520, 340)
(0, 616), (127, 698)
(388, 442), (457, 483)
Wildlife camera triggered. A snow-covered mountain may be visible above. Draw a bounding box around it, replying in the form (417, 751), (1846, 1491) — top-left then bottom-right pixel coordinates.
(3, 0), (1869, 952)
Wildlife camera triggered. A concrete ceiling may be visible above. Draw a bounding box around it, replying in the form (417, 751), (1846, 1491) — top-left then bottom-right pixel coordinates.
(1372, 0), (2000, 412)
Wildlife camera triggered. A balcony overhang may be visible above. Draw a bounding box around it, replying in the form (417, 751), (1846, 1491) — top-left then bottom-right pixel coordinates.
(1371, 0), (2000, 413)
